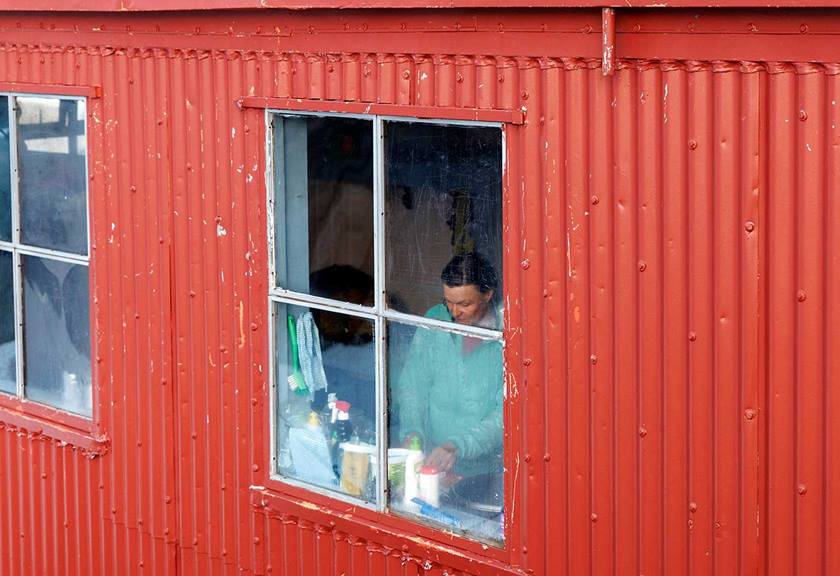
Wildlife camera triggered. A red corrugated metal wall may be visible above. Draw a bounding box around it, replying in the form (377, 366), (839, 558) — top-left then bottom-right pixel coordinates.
(0, 9), (837, 576)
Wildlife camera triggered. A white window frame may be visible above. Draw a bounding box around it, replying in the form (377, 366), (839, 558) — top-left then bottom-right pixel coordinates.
(0, 93), (91, 414)
(266, 110), (505, 517)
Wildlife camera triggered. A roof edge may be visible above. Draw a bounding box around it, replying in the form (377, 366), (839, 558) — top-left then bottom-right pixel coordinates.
(3, 1), (840, 11)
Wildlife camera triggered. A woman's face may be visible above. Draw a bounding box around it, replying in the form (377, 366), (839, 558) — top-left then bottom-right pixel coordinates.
(442, 284), (493, 326)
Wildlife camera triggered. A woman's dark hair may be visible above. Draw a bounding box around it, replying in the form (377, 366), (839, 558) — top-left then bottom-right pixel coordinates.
(440, 252), (498, 294)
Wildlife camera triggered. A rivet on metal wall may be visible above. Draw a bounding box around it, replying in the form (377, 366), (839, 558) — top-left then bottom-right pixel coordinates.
(523, 358), (532, 366)
(744, 221), (755, 232)
(590, 513), (599, 522)
(797, 290), (807, 302)
(744, 409), (756, 420)
(638, 261), (647, 272)
(688, 332), (697, 342)
(797, 484), (807, 495)
(521, 259), (530, 269)
(688, 502), (698, 512)
(524, 454), (531, 463)
(688, 139), (698, 150)
(638, 427), (648, 437)
(590, 354), (597, 365)
(800, 23), (809, 33)
(799, 110), (808, 121)
(544, 454), (551, 462)
(591, 195), (599, 205)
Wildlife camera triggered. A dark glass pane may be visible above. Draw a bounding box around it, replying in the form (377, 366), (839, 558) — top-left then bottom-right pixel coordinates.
(387, 320), (503, 543)
(0, 97), (10, 242)
(22, 255), (90, 416)
(274, 302), (376, 502)
(384, 122), (503, 324)
(0, 250), (14, 394)
(273, 115), (374, 306)
(18, 97), (88, 254)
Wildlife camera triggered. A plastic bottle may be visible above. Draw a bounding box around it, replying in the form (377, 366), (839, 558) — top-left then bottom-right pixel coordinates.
(306, 411), (321, 431)
(335, 400), (353, 442)
(403, 436), (424, 511)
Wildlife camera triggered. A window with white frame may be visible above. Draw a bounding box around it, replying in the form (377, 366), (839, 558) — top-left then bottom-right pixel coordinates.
(0, 95), (91, 417)
(268, 112), (504, 544)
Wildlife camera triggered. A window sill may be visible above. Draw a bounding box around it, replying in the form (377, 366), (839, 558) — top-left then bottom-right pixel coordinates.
(250, 484), (522, 576)
(0, 395), (108, 456)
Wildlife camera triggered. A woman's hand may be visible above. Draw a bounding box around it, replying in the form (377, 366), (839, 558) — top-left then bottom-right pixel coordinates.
(425, 442), (458, 472)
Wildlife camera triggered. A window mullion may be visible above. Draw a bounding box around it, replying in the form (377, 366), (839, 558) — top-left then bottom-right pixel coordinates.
(373, 116), (387, 511)
(8, 96), (23, 399)
(12, 249), (22, 399)
(9, 96), (18, 247)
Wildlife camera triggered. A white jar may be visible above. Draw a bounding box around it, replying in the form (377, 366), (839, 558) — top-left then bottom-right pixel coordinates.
(418, 465), (441, 507)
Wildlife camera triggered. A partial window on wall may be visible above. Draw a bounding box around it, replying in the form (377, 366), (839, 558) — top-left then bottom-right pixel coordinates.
(268, 112), (504, 544)
(0, 95), (91, 417)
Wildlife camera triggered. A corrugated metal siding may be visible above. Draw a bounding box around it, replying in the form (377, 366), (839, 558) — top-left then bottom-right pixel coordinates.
(0, 10), (837, 576)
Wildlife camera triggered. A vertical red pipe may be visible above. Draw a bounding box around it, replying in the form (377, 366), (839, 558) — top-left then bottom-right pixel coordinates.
(602, 8), (615, 77)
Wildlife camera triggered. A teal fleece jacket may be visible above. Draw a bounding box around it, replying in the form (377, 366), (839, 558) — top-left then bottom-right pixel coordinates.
(395, 304), (503, 478)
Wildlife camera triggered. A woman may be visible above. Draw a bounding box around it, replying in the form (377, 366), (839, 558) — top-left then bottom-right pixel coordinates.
(395, 252), (503, 480)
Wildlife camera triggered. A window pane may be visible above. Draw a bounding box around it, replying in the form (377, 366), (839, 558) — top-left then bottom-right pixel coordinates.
(387, 320), (503, 543)
(273, 115), (374, 305)
(0, 250), (14, 394)
(18, 97), (88, 255)
(274, 302), (377, 502)
(384, 122), (503, 322)
(22, 255), (90, 416)
(0, 97), (10, 243)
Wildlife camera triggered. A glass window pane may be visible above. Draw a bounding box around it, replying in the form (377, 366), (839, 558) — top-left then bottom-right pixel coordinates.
(18, 97), (88, 255)
(22, 255), (91, 416)
(0, 250), (15, 394)
(273, 115), (374, 306)
(387, 320), (503, 543)
(0, 97), (10, 243)
(274, 302), (377, 502)
(384, 122), (503, 323)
